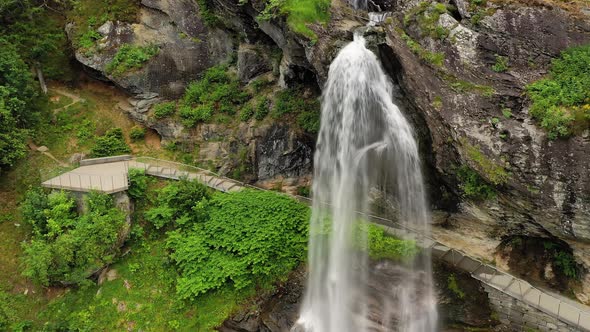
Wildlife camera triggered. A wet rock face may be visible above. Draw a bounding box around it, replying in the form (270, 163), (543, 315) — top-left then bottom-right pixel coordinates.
(221, 261), (495, 331)
(256, 125), (314, 181)
(67, 0), (234, 99)
(380, 3), (590, 242)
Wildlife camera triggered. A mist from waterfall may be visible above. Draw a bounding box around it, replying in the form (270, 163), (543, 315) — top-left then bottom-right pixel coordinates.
(295, 33), (437, 332)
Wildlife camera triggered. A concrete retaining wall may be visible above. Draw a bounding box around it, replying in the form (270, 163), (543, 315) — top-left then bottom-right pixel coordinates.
(484, 284), (581, 332)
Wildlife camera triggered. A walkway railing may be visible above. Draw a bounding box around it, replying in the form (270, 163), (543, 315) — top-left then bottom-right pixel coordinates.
(40, 155), (590, 330)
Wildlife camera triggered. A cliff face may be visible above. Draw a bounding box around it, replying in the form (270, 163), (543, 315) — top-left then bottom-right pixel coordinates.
(67, 0), (590, 301)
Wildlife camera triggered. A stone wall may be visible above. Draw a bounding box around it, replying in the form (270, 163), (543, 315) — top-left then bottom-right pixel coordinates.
(483, 284), (581, 332)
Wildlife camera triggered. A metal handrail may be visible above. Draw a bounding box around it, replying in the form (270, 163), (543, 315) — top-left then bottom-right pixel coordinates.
(40, 155), (590, 330)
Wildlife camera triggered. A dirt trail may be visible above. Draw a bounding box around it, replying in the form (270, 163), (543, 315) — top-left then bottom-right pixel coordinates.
(51, 88), (85, 114)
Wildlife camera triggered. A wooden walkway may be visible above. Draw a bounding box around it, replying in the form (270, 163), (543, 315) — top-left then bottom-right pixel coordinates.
(41, 155), (590, 331)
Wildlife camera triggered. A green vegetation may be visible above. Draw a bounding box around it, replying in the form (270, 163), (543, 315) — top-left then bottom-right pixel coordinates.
(254, 96), (271, 120)
(554, 251), (579, 279)
(527, 45), (590, 139)
(440, 72), (495, 96)
(152, 101), (176, 119)
(502, 108), (512, 119)
(143, 181), (309, 299)
(129, 126), (146, 141)
(258, 0), (331, 41)
(106, 44), (159, 76)
(21, 189), (126, 286)
(397, 28), (445, 68)
(456, 165), (496, 200)
(128, 168), (148, 200)
(0, 38), (43, 173)
(447, 274), (466, 299)
(463, 141), (509, 185)
(196, 0), (220, 26)
(404, 1), (450, 40)
(492, 54), (509, 73)
(89, 128), (131, 157)
(180, 64), (249, 127)
(362, 225), (419, 261)
(67, 0), (140, 49)
(273, 88), (321, 134)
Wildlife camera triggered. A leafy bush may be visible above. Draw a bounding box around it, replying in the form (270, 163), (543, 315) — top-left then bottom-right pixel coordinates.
(145, 179), (211, 230)
(21, 190), (127, 286)
(239, 103), (255, 122)
(527, 45), (590, 139)
(254, 97), (270, 120)
(180, 65), (249, 126)
(553, 251), (579, 279)
(76, 119), (95, 143)
(128, 168), (148, 200)
(89, 128), (131, 157)
(297, 107), (320, 134)
(129, 126), (145, 141)
(153, 102), (176, 119)
(456, 165), (496, 200)
(164, 189), (309, 299)
(492, 54), (509, 73)
(106, 44), (159, 76)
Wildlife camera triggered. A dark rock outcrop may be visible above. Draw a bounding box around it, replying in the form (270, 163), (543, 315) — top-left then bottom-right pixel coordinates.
(67, 0), (234, 98)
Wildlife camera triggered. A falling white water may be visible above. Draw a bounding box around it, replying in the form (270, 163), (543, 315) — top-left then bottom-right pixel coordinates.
(295, 32), (437, 332)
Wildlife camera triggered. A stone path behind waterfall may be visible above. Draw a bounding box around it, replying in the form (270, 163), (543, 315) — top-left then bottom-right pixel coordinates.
(41, 155), (590, 332)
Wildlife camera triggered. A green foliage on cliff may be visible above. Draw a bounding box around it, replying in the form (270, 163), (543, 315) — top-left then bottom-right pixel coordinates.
(164, 189), (309, 299)
(258, 0), (331, 41)
(404, 1), (450, 40)
(273, 88), (321, 134)
(360, 225), (419, 261)
(152, 101), (176, 119)
(456, 165), (496, 200)
(462, 141), (509, 186)
(397, 28), (445, 68)
(89, 128), (131, 157)
(106, 44), (160, 76)
(128, 168), (148, 200)
(181, 64), (250, 127)
(21, 190), (126, 286)
(527, 45), (590, 139)
(68, 0), (140, 49)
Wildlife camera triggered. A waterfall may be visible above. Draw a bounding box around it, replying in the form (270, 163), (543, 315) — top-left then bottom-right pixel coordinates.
(295, 33), (437, 332)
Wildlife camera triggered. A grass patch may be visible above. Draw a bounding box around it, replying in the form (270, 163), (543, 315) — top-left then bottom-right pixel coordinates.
(67, 0), (140, 50)
(462, 140), (509, 186)
(152, 101), (176, 119)
(404, 1), (450, 40)
(527, 45), (590, 139)
(447, 274), (466, 299)
(397, 28), (445, 68)
(258, 0), (331, 41)
(105, 44), (159, 77)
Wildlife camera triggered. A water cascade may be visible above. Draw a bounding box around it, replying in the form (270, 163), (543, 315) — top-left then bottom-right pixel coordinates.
(295, 32), (437, 332)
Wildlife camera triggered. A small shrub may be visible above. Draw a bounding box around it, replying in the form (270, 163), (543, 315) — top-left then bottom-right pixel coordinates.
(129, 126), (146, 141)
(553, 251), (579, 279)
(240, 103), (255, 122)
(179, 104), (214, 127)
(447, 274), (465, 299)
(76, 120), (95, 143)
(89, 128), (131, 157)
(502, 108), (512, 119)
(456, 165), (496, 200)
(296, 185), (310, 197)
(153, 101), (176, 119)
(105, 44), (159, 76)
(492, 54), (509, 73)
(128, 168), (148, 200)
(527, 45), (590, 139)
(363, 225), (419, 261)
(297, 108), (320, 134)
(254, 97), (270, 120)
